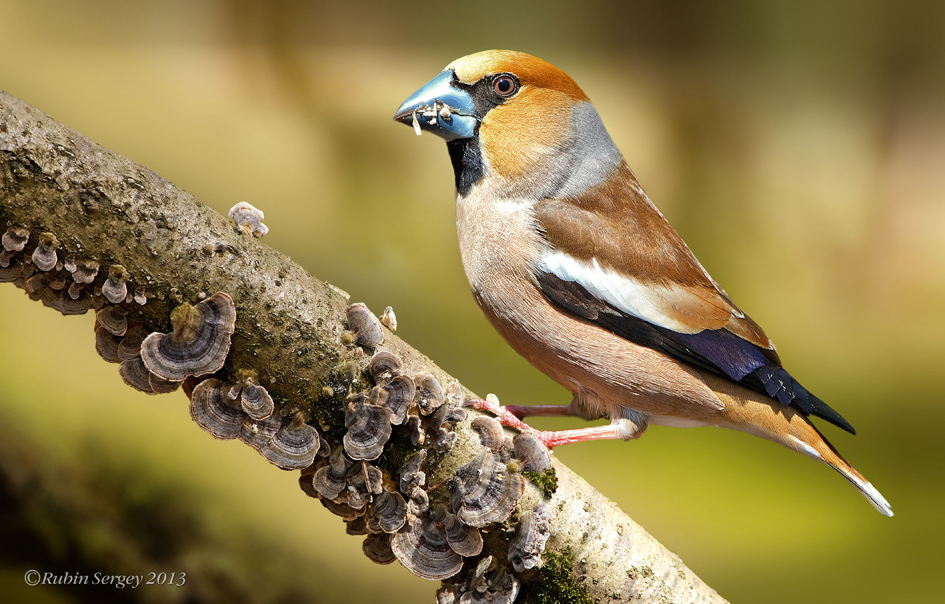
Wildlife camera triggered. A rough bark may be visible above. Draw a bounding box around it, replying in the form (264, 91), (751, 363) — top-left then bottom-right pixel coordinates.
(0, 90), (726, 604)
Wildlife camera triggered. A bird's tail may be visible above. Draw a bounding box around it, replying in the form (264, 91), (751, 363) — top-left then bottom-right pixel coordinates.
(708, 374), (893, 516)
(787, 419), (893, 517)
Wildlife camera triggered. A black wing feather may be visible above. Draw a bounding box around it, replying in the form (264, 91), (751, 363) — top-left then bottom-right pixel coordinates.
(535, 271), (855, 434)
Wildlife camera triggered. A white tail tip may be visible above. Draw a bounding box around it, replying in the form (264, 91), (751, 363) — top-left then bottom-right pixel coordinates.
(836, 467), (893, 517)
(860, 479), (894, 517)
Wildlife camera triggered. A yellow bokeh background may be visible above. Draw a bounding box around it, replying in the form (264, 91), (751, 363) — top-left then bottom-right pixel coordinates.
(1, 1), (943, 602)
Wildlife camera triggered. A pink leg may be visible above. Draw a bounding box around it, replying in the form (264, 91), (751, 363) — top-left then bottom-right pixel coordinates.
(464, 398), (625, 449)
(464, 397), (535, 432)
(538, 424), (627, 448)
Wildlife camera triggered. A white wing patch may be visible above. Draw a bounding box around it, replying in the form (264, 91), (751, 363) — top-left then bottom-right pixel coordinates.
(539, 250), (703, 334)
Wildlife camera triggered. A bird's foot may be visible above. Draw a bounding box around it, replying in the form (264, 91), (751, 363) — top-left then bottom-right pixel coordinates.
(464, 394), (627, 449)
(464, 394), (534, 434)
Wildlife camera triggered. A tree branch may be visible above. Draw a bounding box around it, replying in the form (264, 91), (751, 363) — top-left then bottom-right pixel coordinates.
(0, 90), (726, 604)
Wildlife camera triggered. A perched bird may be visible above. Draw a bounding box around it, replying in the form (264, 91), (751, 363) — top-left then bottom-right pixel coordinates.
(394, 50), (892, 516)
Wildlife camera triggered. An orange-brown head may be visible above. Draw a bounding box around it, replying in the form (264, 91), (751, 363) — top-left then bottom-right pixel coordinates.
(395, 50), (620, 198)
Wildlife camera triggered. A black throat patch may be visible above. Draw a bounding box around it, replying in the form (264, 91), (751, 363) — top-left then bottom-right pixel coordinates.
(447, 136), (484, 198)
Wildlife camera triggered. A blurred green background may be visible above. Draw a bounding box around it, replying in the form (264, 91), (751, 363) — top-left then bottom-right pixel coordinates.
(1, 1), (943, 602)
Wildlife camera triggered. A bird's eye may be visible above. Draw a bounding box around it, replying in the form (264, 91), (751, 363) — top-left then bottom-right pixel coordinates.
(492, 75), (518, 97)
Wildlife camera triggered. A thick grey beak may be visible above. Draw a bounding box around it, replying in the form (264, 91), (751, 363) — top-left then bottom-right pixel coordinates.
(394, 70), (479, 141)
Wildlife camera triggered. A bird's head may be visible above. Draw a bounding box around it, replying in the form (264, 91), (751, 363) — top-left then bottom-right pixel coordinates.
(395, 50), (622, 199)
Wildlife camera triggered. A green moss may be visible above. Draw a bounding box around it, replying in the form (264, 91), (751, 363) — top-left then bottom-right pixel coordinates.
(310, 385), (347, 439)
(518, 549), (592, 604)
(168, 300), (197, 333)
(523, 467), (558, 499)
(305, 360), (362, 439)
(373, 428), (417, 477)
(336, 360), (360, 386)
(233, 367), (258, 383)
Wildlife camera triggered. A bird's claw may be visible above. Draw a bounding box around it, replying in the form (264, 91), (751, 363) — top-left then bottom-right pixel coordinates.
(463, 396), (534, 434)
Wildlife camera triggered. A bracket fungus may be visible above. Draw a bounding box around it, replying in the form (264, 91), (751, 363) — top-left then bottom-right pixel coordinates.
(450, 451), (524, 528)
(367, 351), (403, 385)
(46, 274), (67, 290)
(345, 461), (384, 510)
(443, 512), (484, 557)
(379, 375), (416, 425)
(316, 433), (331, 458)
(430, 402), (466, 453)
(471, 416), (506, 452)
(363, 533), (396, 565)
(119, 356), (155, 393)
(72, 260), (100, 284)
(437, 558), (521, 604)
(25, 273), (45, 295)
(62, 253), (76, 274)
(2, 227), (29, 252)
(345, 303), (384, 348)
(133, 285), (149, 305)
(50, 289), (87, 315)
(399, 449), (427, 494)
(415, 373), (446, 415)
(320, 497), (364, 521)
(391, 515), (463, 581)
(117, 326), (148, 361)
(190, 378), (246, 439)
(119, 356), (181, 395)
(372, 489), (408, 533)
(31, 232), (59, 272)
(96, 306), (128, 337)
(311, 446), (351, 500)
(60, 288), (93, 315)
(432, 428), (458, 453)
(345, 516), (369, 536)
(141, 292), (236, 381)
(148, 369), (184, 394)
(343, 394), (393, 461)
(298, 470), (323, 500)
(0, 258), (21, 282)
(38, 287), (59, 311)
(260, 413), (320, 470)
(94, 325), (123, 364)
(508, 503), (552, 573)
(228, 201), (269, 237)
(239, 413), (283, 451)
(239, 382), (275, 421)
(406, 485), (430, 516)
(512, 432), (553, 474)
(359, 461), (385, 496)
(102, 264), (130, 304)
(67, 282), (82, 299)
(406, 415), (424, 447)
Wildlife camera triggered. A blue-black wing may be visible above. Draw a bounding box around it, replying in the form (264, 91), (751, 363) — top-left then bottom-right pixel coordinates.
(535, 270), (855, 434)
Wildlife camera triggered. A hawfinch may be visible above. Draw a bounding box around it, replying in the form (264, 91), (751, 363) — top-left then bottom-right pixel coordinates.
(394, 50), (892, 516)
